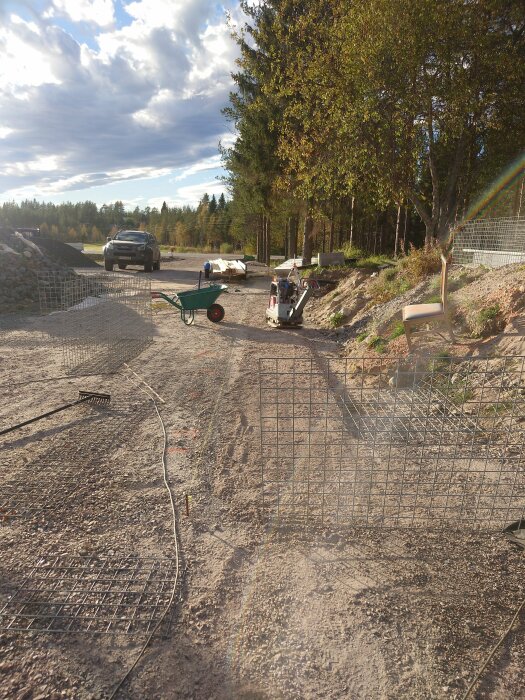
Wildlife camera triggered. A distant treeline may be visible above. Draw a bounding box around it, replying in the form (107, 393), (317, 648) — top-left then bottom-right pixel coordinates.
(0, 195), (239, 251)
(1, 173), (522, 260)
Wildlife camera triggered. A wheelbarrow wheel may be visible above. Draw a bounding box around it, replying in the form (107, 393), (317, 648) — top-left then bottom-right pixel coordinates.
(207, 303), (225, 323)
(182, 309), (195, 325)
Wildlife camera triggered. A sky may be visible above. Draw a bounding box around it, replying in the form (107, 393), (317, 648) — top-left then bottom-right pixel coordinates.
(0, 0), (246, 210)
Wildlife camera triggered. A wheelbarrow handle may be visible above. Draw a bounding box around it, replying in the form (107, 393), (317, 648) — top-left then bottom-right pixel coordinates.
(151, 290), (181, 309)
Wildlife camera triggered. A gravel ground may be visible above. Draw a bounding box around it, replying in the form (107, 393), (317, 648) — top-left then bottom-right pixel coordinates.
(0, 256), (524, 699)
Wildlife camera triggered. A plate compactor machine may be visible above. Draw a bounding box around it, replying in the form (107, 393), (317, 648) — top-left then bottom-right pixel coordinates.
(266, 267), (318, 327)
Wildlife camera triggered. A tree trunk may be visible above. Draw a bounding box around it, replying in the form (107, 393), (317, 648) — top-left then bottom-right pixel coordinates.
(402, 205), (408, 254)
(265, 216), (271, 267)
(284, 219), (289, 259)
(394, 202), (401, 258)
(256, 214), (263, 263)
(515, 177), (524, 218)
(289, 216), (298, 259)
(261, 214), (268, 267)
(337, 219), (343, 250)
(410, 133), (467, 246)
(329, 198), (335, 252)
(349, 196), (355, 249)
(302, 200), (314, 266)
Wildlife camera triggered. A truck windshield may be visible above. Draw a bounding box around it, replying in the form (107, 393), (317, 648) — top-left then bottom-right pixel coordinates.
(115, 232), (148, 242)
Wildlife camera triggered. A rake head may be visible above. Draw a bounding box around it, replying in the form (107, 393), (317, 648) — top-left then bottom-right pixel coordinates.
(78, 391), (111, 405)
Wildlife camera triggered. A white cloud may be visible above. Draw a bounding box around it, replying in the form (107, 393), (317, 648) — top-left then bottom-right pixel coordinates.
(11, 14), (40, 34)
(0, 0), (241, 202)
(106, 166), (173, 181)
(6, 155), (62, 177)
(170, 179), (226, 207)
(0, 165), (173, 201)
(120, 196), (146, 208)
(0, 19), (60, 88)
(51, 0), (115, 27)
(146, 196), (181, 209)
(132, 90), (178, 129)
(172, 155), (223, 181)
(123, 0), (215, 36)
(188, 20), (238, 90)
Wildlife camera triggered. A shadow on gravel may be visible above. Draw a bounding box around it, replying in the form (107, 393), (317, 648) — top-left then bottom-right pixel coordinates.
(216, 320), (338, 350)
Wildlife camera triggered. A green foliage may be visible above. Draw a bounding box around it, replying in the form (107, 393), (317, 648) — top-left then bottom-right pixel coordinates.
(220, 243), (234, 254)
(398, 245), (442, 285)
(337, 244), (365, 259)
(355, 255), (394, 268)
(478, 305), (501, 322)
(367, 335), (388, 353)
(389, 320), (406, 339)
(356, 331), (368, 343)
(369, 268), (411, 304)
(222, 0), (525, 251)
(434, 374), (475, 406)
(329, 311), (345, 328)
(448, 270), (474, 293)
(469, 304), (504, 338)
(483, 401), (513, 416)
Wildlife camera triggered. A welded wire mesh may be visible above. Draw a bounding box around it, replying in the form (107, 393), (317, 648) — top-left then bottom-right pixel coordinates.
(451, 217), (525, 266)
(259, 356), (525, 530)
(0, 555), (179, 634)
(0, 479), (80, 524)
(37, 270), (153, 374)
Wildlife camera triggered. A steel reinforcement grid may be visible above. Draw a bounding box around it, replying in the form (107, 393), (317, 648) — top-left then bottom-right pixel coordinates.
(37, 270), (153, 374)
(259, 356), (525, 530)
(451, 216), (525, 267)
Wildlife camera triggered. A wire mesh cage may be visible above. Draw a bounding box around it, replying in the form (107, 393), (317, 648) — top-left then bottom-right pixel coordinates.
(451, 217), (525, 267)
(259, 356), (525, 530)
(37, 270), (153, 374)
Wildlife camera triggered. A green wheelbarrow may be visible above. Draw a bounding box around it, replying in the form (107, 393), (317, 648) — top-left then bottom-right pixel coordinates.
(151, 284), (228, 325)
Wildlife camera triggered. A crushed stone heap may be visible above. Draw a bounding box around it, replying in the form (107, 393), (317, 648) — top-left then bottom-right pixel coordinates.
(0, 228), (95, 313)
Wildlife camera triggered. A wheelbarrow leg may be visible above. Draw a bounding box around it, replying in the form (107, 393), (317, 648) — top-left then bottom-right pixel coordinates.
(181, 309), (195, 325)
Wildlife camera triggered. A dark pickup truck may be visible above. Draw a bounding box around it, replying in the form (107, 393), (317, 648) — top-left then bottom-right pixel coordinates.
(103, 230), (161, 272)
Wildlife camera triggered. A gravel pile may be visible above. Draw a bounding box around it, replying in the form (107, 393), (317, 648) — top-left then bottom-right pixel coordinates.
(0, 228), (86, 313)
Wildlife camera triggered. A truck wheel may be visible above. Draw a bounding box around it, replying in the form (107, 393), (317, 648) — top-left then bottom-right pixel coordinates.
(118, 264), (127, 270)
(207, 303), (225, 323)
(153, 260), (160, 271)
(104, 259), (113, 271)
(144, 259), (153, 272)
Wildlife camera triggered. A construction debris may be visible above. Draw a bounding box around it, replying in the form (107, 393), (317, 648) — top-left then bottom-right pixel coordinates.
(209, 258), (247, 280)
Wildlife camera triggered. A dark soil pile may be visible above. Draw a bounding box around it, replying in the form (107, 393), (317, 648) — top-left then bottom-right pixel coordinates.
(35, 236), (98, 269)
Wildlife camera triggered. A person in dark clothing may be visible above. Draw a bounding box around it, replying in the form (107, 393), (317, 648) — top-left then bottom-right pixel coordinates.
(204, 260), (212, 279)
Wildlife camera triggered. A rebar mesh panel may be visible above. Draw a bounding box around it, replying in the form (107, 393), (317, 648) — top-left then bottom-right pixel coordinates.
(259, 356), (525, 530)
(0, 555), (179, 634)
(37, 271), (153, 374)
(452, 217), (525, 267)
(0, 480), (79, 523)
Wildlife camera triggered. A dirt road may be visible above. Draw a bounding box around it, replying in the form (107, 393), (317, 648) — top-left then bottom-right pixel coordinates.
(1, 256), (524, 699)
